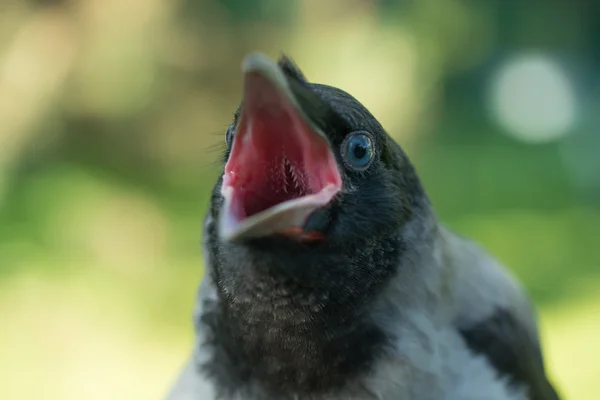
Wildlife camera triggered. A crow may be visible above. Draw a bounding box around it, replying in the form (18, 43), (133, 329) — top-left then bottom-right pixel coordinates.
(167, 53), (561, 400)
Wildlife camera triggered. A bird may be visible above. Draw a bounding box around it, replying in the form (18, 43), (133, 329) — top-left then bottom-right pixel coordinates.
(166, 52), (561, 400)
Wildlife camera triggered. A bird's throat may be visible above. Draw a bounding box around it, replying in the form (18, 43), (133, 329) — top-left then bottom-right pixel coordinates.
(201, 278), (386, 396)
(199, 223), (395, 396)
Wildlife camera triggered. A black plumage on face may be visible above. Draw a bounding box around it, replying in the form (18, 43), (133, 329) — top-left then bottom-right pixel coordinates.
(203, 54), (429, 396)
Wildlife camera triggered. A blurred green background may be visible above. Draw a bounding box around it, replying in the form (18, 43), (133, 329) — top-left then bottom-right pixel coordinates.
(0, 0), (598, 399)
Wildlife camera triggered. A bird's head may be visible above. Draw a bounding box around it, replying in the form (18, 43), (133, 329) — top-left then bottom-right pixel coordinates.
(208, 53), (429, 297)
(214, 53), (425, 242)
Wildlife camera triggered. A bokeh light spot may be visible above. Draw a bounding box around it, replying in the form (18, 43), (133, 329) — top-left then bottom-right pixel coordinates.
(489, 54), (577, 144)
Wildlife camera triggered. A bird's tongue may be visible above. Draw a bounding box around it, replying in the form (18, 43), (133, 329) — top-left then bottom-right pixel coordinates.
(219, 55), (342, 242)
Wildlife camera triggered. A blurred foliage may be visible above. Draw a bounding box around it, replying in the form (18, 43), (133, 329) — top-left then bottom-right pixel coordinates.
(0, 0), (598, 399)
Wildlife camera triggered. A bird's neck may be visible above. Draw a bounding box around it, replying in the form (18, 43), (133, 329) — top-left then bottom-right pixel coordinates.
(197, 220), (403, 395)
(198, 270), (388, 396)
(196, 204), (439, 396)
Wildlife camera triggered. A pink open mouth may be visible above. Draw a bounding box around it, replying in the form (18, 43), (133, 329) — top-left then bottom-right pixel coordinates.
(219, 54), (342, 241)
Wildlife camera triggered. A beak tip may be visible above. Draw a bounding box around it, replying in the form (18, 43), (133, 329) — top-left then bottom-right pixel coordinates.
(242, 52), (274, 72)
(242, 52), (288, 89)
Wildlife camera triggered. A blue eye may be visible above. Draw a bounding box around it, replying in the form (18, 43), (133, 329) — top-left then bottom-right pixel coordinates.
(341, 132), (375, 170)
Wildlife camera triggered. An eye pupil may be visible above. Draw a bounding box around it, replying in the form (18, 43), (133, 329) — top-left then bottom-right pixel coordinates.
(342, 132), (374, 170)
(353, 143), (367, 159)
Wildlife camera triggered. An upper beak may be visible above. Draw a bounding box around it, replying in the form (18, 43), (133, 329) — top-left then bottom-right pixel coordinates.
(218, 53), (342, 242)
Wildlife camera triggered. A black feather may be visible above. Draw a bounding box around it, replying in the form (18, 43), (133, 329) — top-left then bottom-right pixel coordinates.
(278, 54), (307, 82)
(458, 308), (561, 400)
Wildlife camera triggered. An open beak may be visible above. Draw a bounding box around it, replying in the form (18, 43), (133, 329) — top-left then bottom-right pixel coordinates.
(218, 53), (343, 242)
